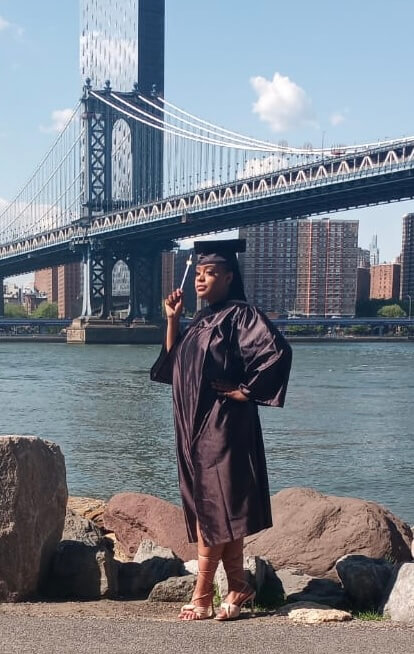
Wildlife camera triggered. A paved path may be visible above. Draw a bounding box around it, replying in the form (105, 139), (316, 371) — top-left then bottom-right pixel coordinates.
(1, 613), (413, 654)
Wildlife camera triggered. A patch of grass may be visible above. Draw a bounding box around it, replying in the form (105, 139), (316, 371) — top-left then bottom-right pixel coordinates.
(213, 583), (221, 608)
(354, 610), (385, 621)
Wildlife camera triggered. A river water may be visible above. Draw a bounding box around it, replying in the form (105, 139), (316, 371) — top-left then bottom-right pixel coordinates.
(0, 341), (413, 524)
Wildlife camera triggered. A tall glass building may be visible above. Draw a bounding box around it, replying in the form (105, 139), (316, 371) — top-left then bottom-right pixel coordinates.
(80, 0), (165, 93)
(79, 0), (165, 296)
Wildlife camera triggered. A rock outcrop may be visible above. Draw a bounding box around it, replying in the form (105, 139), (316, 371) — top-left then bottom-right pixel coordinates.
(382, 562), (414, 624)
(63, 508), (103, 546)
(103, 493), (197, 561)
(277, 567), (349, 609)
(245, 487), (412, 577)
(45, 540), (118, 600)
(336, 554), (394, 611)
(0, 435), (67, 601)
(279, 602), (352, 624)
(67, 496), (106, 529)
(148, 575), (197, 602)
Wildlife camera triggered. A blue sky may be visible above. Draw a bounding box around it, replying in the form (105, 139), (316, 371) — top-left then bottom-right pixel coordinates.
(1, 0), (413, 281)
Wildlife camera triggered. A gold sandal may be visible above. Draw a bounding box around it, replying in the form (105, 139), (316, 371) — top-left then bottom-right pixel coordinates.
(215, 585), (256, 621)
(179, 593), (215, 620)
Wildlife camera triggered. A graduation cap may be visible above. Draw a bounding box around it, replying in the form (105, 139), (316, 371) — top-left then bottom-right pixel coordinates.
(194, 239), (246, 270)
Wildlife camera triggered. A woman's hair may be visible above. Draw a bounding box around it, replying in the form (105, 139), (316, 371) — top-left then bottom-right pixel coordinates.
(223, 261), (247, 302)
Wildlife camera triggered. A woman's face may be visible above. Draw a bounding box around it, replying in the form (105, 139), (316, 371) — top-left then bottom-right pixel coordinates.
(195, 263), (233, 304)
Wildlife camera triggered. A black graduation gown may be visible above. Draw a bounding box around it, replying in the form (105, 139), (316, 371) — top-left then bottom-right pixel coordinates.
(150, 300), (292, 547)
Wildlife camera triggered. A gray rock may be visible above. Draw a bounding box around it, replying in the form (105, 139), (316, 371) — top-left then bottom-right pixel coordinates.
(336, 554), (394, 611)
(62, 508), (103, 546)
(131, 539), (185, 594)
(382, 562), (414, 624)
(45, 540), (118, 600)
(277, 567), (349, 610)
(148, 575), (197, 602)
(0, 435), (67, 601)
(183, 559), (198, 576)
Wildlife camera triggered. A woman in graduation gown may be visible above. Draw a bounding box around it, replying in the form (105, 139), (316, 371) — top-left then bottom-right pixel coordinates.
(150, 239), (292, 621)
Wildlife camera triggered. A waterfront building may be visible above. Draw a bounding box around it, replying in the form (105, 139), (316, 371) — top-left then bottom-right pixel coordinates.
(296, 219), (358, 317)
(357, 247), (370, 269)
(239, 221), (298, 314)
(34, 264), (80, 318)
(400, 213), (414, 302)
(370, 263), (401, 300)
(34, 269), (58, 304)
(369, 234), (380, 266)
(356, 268), (371, 302)
(240, 218), (358, 317)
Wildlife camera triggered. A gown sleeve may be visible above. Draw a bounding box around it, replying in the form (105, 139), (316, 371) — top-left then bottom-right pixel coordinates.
(150, 333), (181, 385)
(235, 305), (292, 407)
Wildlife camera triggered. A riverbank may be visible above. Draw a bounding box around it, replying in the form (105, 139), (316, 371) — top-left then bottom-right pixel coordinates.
(0, 334), (413, 344)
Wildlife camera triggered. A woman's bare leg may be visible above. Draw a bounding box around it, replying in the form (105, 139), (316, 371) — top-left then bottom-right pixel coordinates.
(179, 522), (224, 620)
(215, 537), (255, 618)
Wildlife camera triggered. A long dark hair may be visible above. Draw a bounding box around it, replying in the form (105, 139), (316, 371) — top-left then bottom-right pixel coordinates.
(225, 261), (246, 302)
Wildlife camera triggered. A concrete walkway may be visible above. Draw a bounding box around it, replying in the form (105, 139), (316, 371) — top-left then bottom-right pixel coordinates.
(0, 609), (413, 654)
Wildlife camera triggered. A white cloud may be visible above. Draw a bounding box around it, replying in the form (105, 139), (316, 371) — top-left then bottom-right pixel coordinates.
(330, 112), (346, 126)
(40, 109), (74, 134)
(0, 16), (10, 31)
(238, 154), (285, 180)
(251, 72), (317, 132)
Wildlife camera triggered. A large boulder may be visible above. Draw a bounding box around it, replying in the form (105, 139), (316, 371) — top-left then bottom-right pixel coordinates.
(382, 562), (414, 624)
(0, 435), (67, 601)
(336, 555), (394, 611)
(245, 488), (412, 578)
(103, 493), (197, 561)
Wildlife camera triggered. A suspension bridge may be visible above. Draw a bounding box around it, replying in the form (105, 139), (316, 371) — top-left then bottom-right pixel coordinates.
(1, 78), (414, 320)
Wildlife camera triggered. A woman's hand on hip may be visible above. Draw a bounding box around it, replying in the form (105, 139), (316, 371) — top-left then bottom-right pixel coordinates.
(212, 380), (249, 402)
(165, 288), (184, 320)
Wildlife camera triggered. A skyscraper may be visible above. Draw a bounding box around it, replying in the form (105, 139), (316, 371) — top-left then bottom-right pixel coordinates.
(241, 218), (358, 317)
(296, 219), (358, 316)
(369, 234), (380, 266)
(400, 213), (414, 301)
(240, 221), (298, 314)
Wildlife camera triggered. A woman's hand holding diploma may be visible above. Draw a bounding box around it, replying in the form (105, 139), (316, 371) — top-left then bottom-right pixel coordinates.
(165, 289), (183, 351)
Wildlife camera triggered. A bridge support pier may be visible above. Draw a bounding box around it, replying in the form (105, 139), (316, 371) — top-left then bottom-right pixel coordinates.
(127, 249), (162, 322)
(0, 277), (4, 318)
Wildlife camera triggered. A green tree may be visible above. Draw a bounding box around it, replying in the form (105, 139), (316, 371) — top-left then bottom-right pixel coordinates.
(4, 303), (27, 318)
(32, 302), (59, 318)
(377, 304), (406, 318)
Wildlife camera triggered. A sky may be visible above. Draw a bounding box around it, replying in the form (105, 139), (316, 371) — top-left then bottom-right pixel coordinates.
(1, 0), (413, 285)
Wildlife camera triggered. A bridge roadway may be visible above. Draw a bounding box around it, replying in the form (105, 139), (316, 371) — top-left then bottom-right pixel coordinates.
(1, 139), (414, 278)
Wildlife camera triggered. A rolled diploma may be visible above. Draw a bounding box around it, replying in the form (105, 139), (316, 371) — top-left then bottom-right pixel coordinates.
(179, 254), (193, 290)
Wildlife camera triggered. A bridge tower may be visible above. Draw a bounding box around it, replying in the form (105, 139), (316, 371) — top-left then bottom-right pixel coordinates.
(79, 0), (166, 321)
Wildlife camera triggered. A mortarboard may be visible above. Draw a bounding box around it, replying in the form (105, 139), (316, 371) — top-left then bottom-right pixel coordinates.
(194, 239), (246, 269)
